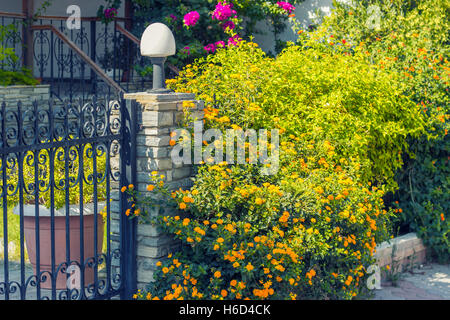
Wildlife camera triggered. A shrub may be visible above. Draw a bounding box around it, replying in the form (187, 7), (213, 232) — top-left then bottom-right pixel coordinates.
(99, 0), (305, 69)
(0, 25), (38, 86)
(130, 136), (393, 300)
(318, 0), (449, 262)
(127, 39), (426, 299)
(168, 40), (426, 191)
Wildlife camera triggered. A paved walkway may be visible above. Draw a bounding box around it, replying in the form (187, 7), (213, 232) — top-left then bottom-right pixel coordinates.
(372, 263), (450, 300)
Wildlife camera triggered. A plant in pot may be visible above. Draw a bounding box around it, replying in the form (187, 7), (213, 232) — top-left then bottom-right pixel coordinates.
(8, 146), (107, 290)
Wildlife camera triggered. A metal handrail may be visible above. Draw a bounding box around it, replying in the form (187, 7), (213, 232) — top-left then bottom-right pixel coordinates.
(31, 24), (124, 93)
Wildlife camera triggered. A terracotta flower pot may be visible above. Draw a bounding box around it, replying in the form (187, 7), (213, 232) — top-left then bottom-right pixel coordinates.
(14, 203), (104, 290)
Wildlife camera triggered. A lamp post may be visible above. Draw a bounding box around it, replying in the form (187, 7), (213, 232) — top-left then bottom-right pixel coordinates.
(140, 23), (176, 94)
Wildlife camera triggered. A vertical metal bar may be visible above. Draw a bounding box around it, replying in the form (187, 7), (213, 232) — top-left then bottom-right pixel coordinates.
(58, 20), (63, 99)
(80, 22), (86, 102)
(63, 101), (71, 298)
(33, 101), (41, 300)
(90, 20), (97, 95)
(119, 96), (137, 299)
(50, 31), (54, 100)
(39, 19), (44, 79)
(92, 102), (99, 298)
(1, 101), (9, 300)
(113, 21), (117, 83)
(48, 100), (56, 300)
(17, 102), (26, 300)
(78, 101), (85, 299)
(105, 114), (112, 296)
(70, 27), (74, 102)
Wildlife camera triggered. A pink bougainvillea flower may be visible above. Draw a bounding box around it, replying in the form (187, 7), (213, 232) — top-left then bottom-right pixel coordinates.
(215, 41), (226, 48)
(182, 46), (191, 55)
(169, 14), (178, 21)
(184, 11), (200, 27)
(222, 20), (235, 30)
(212, 2), (237, 21)
(204, 43), (216, 53)
(276, 2), (295, 14)
(227, 34), (242, 47)
(104, 7), (118, 19)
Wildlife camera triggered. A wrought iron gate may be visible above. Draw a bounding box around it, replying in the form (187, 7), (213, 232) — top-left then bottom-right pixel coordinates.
(0, 93), (137, 300)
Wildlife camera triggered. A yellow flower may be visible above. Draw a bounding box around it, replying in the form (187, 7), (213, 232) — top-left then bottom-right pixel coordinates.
(255, 198), (264, 205)
(217, 237), (224, 243)
(182, 218), (190, 226)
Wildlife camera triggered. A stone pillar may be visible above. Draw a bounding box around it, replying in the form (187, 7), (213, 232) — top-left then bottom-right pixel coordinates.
(123, 92), (204, 290)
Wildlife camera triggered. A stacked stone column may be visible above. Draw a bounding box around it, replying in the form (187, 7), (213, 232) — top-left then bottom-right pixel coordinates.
(120, 91), (203, 289)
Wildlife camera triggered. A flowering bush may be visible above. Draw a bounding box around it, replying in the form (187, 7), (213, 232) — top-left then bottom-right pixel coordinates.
(318, 0), (449, 262)
(169, 40), (426, 191)
(131, 137), (393, 300)
(126, 38), (428, 299)
(183, 11), (200, 28)
(116, 0), (304, 69)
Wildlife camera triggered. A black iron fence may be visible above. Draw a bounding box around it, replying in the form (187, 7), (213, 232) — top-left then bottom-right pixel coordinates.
(1, 14), (154, 101)
(0, 93), (137, 300)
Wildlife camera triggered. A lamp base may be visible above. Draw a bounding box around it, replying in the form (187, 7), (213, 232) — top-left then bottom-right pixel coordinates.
(146, 88), (175, 94)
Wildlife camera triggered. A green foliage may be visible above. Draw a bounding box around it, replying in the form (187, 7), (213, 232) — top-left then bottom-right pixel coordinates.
(130, 135), (394, 300)
(126, 37), (428, 299)
(0, 25), (38, 86)
(100, 0), (304, 69)
(319, 0), (449, 262)
(170, 40), (426, 191)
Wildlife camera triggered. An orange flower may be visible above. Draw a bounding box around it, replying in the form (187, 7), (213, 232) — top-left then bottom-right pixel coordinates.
(121, 186), (127, 193)
(147, 184), (155, 192)
(169, 139), (176, 146)
(214, 271), (221, 278)
(441, 213), (445, 221)
(245, 263), (254, 272)
(221, 289), (228, 298)
(128, 184), (134, 189)
(182, 218), (190, 226)
(179, 202), (187, 210)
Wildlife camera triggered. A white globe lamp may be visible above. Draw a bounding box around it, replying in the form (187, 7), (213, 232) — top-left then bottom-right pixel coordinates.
(140, 23), (176, 93)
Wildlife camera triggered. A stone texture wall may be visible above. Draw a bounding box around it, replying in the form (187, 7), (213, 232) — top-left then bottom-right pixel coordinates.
(120, 91), (204, 289)
(0, 85), (50, 108)
(374, 232), (428, 276)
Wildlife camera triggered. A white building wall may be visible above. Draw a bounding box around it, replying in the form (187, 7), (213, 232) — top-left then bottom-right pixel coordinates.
(253, 0), (337, 53)
(0, 0), (124, 18)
